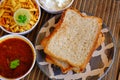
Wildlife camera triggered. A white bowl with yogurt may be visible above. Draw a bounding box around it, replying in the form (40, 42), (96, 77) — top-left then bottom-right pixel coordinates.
(36, 0), (74, 14)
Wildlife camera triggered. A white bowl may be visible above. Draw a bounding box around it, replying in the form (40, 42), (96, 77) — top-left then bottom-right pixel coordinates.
(0, 0), (41, 35)
(36, 0), (74, 14)
(0, 34), (36, 80)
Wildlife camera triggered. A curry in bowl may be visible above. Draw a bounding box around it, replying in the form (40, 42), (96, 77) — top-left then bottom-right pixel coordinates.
(0, 0), (40, 34)
(0, 35), (36, 79)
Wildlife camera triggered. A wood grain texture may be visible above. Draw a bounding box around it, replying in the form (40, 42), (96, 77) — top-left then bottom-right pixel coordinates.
(0, 0), (119, 80)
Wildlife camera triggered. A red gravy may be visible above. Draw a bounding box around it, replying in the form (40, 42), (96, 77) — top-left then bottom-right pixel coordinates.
(0, 38), (34, 78)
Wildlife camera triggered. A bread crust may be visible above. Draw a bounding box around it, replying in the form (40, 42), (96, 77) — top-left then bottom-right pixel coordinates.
(46, 55), (72, 73)
(41, 8), (103, 70)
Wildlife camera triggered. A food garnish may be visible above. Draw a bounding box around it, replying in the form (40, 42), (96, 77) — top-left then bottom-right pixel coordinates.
(10, 59), (20, 69)
(14, 8), (31, 26)
(17, 15), (27, 24)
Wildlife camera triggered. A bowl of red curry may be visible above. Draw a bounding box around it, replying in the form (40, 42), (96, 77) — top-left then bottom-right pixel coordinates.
(0, 34), (36, 80)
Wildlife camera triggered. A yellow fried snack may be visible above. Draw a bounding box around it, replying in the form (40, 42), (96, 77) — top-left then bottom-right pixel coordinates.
(0, 0), (39, 33)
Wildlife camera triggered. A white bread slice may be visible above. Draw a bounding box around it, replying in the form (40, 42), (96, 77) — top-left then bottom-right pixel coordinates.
(41, 8), (102, 71)
(45, 33), (105, 73)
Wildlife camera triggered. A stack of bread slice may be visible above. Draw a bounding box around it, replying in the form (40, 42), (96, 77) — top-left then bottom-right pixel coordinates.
(41, 8), (104, 73)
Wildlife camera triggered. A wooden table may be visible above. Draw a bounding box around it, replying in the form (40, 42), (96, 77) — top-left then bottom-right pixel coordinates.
(0, 0), (120, 80)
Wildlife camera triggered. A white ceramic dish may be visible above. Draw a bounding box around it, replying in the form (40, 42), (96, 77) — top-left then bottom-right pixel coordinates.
(36, 0), (74, 14)
(0, 34), (36, 80)
(0, 0), (41, 35)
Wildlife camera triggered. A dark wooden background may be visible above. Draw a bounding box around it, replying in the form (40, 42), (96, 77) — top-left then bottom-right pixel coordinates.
(0, 0), (120, 80)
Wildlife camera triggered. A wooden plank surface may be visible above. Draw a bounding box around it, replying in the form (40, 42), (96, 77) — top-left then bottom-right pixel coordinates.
(0, 0), (119, 80)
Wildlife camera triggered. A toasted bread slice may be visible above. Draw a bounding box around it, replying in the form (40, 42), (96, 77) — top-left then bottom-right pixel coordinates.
(41, 8), (102, 71)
